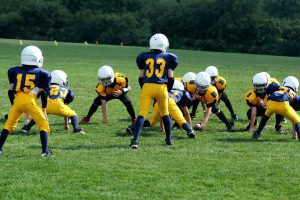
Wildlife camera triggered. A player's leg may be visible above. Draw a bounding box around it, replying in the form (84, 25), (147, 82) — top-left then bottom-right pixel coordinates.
(169, 99), (195, 138)
(220, 91), (238, 120)
(211, 103), (233, 131)
(118, 94), (136, 133)
(81, 96), (102, 123)
(59, 103), (84, 134)
(0, 105), (23, 154)
(155, 85), (172, 144)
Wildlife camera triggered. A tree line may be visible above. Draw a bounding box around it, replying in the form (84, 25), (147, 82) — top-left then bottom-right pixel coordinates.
(0, 0), (299, 56)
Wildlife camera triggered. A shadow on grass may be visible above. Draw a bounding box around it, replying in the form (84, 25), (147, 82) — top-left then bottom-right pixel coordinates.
(216, 137), (294, 143)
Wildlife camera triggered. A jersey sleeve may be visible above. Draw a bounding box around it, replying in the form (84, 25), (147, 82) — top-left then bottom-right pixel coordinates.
(96, 83), (106, 96)
(265, 82), (280, 95)
(215, 76), (227, 92)
(64, 88), (75, 104)
(168, 53), (179, 70)
(136, 52), (146, 70)
(205, 86), (218, 105)
(7, 67), (16, 84)
(244, 89), (260, 107)
(115, 73), (128, 88)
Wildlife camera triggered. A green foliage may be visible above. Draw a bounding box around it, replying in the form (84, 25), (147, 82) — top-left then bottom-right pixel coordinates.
(0, 0), (300, 55)
(0, 39), (300, 199)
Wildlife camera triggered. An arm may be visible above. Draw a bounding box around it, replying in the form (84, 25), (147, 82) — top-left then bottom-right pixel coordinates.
(8, 83), (14, 105)
(182, 106), (192, 125)
(167, 69), (174, 91)
(101, 99), (108, 124)
(138, 70), (144, 89)
(249, 107), (257, 132)
(200, 106), (212, 130)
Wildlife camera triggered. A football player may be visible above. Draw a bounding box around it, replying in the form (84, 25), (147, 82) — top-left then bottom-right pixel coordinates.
(22, 70), (85, 134)
(244, 72), (283, 132)
(252, 76), (300, 140)
(143, 80), (195, 138)
(81, 66), (136, 130)
(130, 33), (177, 149)
(192, 72), (234, 131)
(0, 46), (53, 157)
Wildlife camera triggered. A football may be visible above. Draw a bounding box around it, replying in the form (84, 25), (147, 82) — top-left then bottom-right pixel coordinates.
(194, 122), (203, 131)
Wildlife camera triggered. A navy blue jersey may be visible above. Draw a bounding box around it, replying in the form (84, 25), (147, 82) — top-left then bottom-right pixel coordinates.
(8, 66), (51, 93)
(169, 90), (192, 108)
(291, 95), (300, 111)
(265, 82), (281, 96)
(49, 84), (70, 100)
(136, 51), (178, 83)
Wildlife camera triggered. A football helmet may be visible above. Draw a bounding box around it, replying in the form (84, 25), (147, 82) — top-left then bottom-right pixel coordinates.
(172, 80), (184, 91)
(149, 33), (169, 52)
(195, 72), (211, 95)
(205, 66), (218, 85)
(182, 72), (196, 85)
(51, 70), (68, 86)
(252, 73), (268, 94)
(21, 45), (43, 68)
(98, 65), (114, 86)
(282, 76), (299, 92)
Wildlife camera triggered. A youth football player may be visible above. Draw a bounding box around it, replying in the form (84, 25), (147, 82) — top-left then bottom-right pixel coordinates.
(130, 33), (177, 149)
(0, 46), (53, 157)
(81, 66), (136, 130)
(22, 70), (85, 134)
(252, 76), (300, 140)
(192, 72), (234, 131)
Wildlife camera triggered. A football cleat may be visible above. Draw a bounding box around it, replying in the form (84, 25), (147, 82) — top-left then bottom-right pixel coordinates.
(21, 125), (30, 133)
(252, 131), (261, 140)
(231, 114), (239, 121)
(41, 150), (54, 157)
(80, 117), (90, 124)
(74, 128), (85, 134)
(275, 124), (283, 134)
(130, 139), (139, 149)
(187, 131), (196, 138)
(126, 124), (134, 134)
(190, 112), (196, 119)
(226, 122), (234, 132)
(172, 123), (179, 130)
(165, 139), (172, 146)
(3, 114), (8, 122)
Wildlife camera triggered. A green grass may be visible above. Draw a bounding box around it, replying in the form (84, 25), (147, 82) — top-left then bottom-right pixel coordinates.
(0, 38), (300, 200)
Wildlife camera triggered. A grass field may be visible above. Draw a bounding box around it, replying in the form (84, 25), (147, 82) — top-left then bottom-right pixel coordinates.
(0, 38), (300, 199)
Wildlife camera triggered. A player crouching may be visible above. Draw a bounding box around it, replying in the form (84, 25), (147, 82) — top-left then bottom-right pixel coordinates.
(22, 70), (85, 134)
(193, 72), (234, 131)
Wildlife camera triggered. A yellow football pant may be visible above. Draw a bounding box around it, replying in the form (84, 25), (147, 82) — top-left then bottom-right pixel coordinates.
(139, 83), (169, 118)
(4, 92), (50, 133)
(46, 99), (77, 117)
(149, 98), (186, 127)
(265, 100), (300, 124)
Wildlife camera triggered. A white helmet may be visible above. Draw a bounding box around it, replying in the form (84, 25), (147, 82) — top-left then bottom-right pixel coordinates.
(195, 72), (211, 94)
(252, 73), (268, 94)
(282, 76), (299, 92)
(21, 45), (43, 68)
(149, 33), (169, 52)
(51, 70), (68, 86)
(97, 65), (114, 86)
(182, 72), (196, 85)
(260, 72), (271, 83)
(205, 66), (218, 84)
(172, 80), (184, 91)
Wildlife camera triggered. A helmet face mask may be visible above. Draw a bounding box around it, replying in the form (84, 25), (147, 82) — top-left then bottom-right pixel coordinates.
(98, 65), (114, 86)
(252, 73), (268, 94)
(195, 72), (211, 95)
(21, 46), (43, 68)
(149, 33), (169, 52)
(211, 76), (217, 85)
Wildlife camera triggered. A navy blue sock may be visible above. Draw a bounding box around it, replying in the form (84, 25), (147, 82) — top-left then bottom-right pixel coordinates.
(295, 123), (300, 140)
(162, 115), (172, 141)
(0, 129), (9, 151)
(143, 120), (150, 127)
(39, 131), (49, 153)
(70, 116), (79, 130)
(133, 116), (144, 140)
(26, 119), (36, 130)
(256, 115), (270, 134)
(182, 122), (192, 134)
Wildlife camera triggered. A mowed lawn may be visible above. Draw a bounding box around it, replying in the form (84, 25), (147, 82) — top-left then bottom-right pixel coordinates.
(0, 39), (300, 199)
